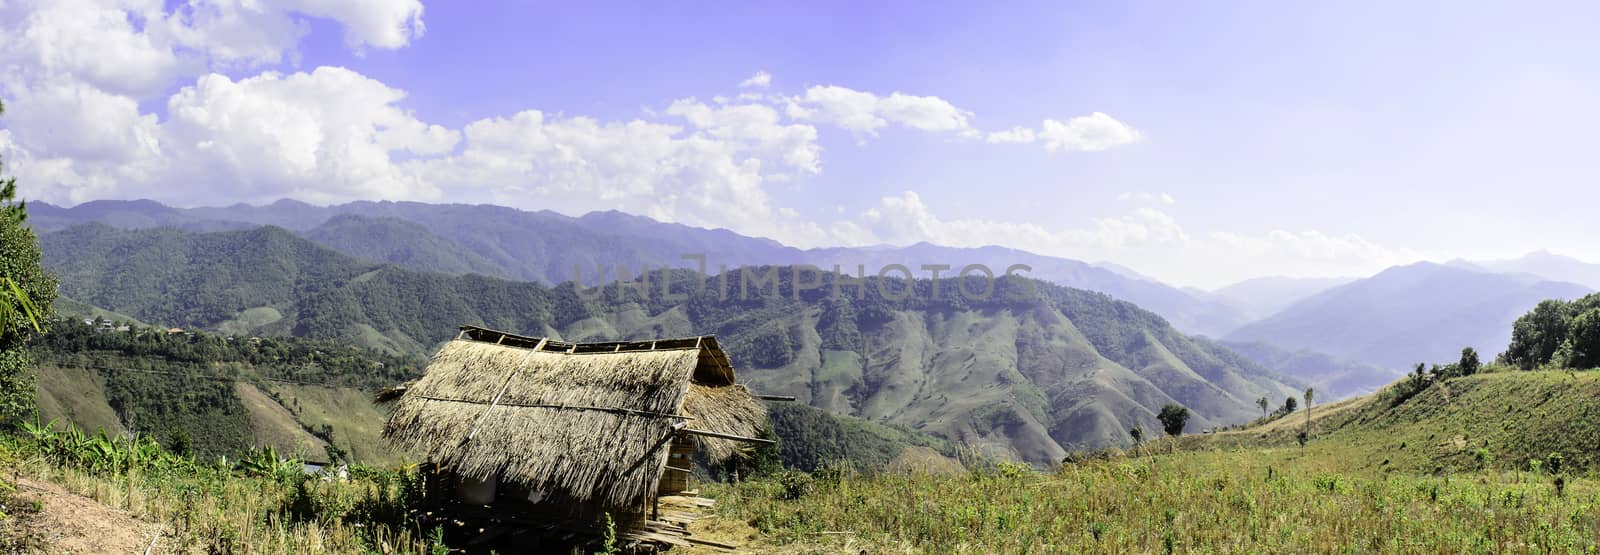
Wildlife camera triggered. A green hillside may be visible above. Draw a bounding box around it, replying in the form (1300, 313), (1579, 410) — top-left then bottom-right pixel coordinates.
(302, 214), (507, 278)
(1185, 369), (1600, 475)
(38, 224), (1303, 462)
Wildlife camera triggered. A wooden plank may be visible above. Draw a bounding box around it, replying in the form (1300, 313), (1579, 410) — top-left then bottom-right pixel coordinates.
(680, 428), (777, 445)
(686, 536), (740, 550)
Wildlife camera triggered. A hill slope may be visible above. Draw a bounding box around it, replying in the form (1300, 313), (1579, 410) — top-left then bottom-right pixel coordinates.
(1188, 369), (1600, 475)
(1226, 262), (1591, 369)
(39, 223), (1302, 462)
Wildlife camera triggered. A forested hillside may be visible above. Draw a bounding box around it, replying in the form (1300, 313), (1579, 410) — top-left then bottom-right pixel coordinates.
(39, 223), (1303, 463)
(31, 199), (1249, 336)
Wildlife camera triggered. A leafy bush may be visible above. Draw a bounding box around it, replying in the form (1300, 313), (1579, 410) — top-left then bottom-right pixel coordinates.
(776, 469), (814, 500)
(1158, 404), (1190, 437)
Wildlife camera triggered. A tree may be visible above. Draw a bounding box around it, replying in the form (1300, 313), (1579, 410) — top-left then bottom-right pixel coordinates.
(1563, 308), (1600, 370)
(1129, 426), (1144, 446)
(1503, 300), (1574, 369)
(1256, 396), (1269, 419)
(0, 99), (58, 425)
(1458, 347), (1481, 376)
(1281, 396), (1297, 415)
(1157, 404), (1189, 437)
(1303, 387), (1315, 429)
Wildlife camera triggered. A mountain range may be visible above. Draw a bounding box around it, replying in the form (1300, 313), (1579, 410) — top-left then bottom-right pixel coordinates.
(32, 199), (1600, 401)
(38, 222), (1306, 463)
(1226, 262), (1592, 370)
(28, 200), (1252, 337)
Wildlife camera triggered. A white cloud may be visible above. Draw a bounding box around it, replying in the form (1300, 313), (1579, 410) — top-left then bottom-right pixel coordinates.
(851, 191), (1410, 288)
(665, 98), (821, 173)
(162, 67), (455, 204)
(1117, 191), (1176, 205)
(986, 126), (1036, 144)
(739, 70), (772, 88)
(786, 85), (974, 136)
(1038, 112), (1142, 152)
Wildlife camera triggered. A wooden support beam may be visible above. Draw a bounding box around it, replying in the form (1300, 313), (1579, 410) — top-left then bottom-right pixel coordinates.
(680, 428), (776, 445)
(755, 394), (797, 401)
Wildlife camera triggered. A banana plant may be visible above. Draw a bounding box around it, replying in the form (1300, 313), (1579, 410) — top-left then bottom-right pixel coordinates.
(0, 276), (41, 339)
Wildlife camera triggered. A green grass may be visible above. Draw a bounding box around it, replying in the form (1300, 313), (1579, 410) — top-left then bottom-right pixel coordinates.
(1184, 369), (1600, 476)
(1, 425), (435, 554)
(267, 383), (402, 465)
(34, 365), (124, 435)
(707, 447), (1600, 553)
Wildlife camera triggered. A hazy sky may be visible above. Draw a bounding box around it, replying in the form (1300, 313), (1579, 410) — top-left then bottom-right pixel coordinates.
(2, 1), (1597, 288)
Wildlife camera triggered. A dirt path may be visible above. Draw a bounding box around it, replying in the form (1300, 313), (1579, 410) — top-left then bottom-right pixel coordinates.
(5, 477), (159, 554)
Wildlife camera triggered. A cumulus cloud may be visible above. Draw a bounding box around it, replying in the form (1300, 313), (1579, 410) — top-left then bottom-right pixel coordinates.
(786, 85), (974, 136)
(665, 98), (821, 173)
(162, 67), (456, 204)
(986, 126), (1036, 144)
(1039, 112), (1142, 152)
(739, 70), (772, 88)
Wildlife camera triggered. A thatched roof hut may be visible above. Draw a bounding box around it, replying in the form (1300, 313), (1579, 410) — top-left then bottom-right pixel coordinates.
(382, 326), (767, 520)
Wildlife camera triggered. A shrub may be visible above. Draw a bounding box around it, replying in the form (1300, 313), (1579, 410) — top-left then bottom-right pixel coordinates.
(1158, 404), (1190, 437)
(1473, 448), (1493, 470)
(1548, 452), (1564, 475)
(776, 469), (813, 500)
(996, 461), (1031, 480)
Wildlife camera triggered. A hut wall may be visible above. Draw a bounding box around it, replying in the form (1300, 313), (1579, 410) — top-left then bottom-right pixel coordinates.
(659, 438), (696, 495)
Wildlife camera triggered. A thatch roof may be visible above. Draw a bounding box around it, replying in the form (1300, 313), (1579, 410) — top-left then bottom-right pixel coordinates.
(382, 326), (766, 511)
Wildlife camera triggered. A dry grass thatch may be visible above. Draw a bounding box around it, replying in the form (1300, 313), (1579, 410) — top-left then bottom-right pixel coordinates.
(383, 336), (765, 512)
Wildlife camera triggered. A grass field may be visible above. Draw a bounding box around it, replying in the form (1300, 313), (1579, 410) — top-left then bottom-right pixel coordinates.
(700, 369), (1600, 553)
(704, 446), (1599, 554)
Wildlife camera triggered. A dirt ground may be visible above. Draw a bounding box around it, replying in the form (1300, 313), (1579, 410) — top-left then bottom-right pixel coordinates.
(3, 477), (161, 554)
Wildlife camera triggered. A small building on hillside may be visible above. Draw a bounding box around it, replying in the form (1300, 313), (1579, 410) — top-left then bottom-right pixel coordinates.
(381, 325), (771, 550)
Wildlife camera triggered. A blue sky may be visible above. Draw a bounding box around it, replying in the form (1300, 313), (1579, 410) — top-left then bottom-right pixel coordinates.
(2, 1), (1598, 288)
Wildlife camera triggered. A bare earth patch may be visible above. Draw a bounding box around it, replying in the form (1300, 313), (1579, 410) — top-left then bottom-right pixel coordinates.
(6, 477), (157, 554)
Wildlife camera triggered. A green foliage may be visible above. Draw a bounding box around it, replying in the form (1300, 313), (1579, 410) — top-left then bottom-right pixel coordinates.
(0, 160), (57, 426)
(764, 403), (953, 473)
(1503, 299), (1576, 369)
(775, 469), (814, 500)
(1473, 448), (1493, 470)
(1562, 308), (1600, 369)
(1502, 295), (1600, 370)
(1457, 347), (1481, 376)
(598, 512), (617, 555)
(1157, 404), (1190, 437)
(1129, 426), (1144, 446)
(29, 318), (423, 458)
